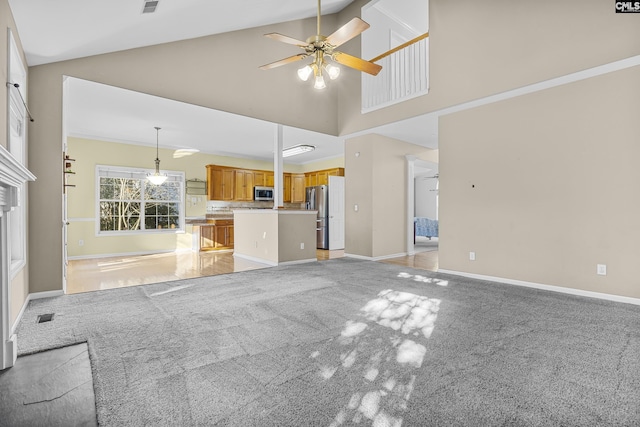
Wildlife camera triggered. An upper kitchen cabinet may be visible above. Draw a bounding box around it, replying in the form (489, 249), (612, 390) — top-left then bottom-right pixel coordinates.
(305, 168), (344, 187)
(207, 165), (234, 200)
(283, 173), (305, 203)
(255, 171), (274, 187)
(253, 171), (265, 186)
(291, 174), (305, 203)
(235, 170), (254, 201)
(283, 173), (292, 203)
(266, 172), (274, 187)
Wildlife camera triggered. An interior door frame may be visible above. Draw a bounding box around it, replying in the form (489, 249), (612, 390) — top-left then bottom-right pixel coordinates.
(61, 76), (70, 294)
(328, 175), (345, 250)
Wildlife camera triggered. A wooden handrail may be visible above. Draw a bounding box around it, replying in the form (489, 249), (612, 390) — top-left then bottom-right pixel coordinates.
(369, 32), (429, 64)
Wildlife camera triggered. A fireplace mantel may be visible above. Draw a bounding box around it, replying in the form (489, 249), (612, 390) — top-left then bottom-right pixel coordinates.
(0, 144), (36, 370)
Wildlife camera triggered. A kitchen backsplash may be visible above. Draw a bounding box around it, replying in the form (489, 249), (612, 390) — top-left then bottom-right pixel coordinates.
(206, 201), (304, 213)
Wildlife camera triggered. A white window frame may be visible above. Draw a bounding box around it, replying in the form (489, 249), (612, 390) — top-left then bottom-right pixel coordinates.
(7, 29), (27, 278)
(95, 165), (185, 236)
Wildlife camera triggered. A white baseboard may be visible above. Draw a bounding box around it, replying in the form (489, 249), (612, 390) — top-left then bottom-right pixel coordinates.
(345, 252), (407, 261)
(438, 269), (640, 306)
(11, 290), (64, 334)
(233, 253), (315, 267)
(278, 258), (317, 266)
(233, 252), (277, 266)
(67, 248), (193, 261)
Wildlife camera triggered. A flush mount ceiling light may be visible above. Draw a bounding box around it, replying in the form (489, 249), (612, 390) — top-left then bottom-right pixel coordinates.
(147, 126), (168, 185)
(283, 144), (315, 158)
(259, 0), (382, 90)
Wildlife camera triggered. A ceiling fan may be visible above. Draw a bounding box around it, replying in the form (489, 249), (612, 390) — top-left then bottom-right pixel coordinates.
(259, 0), (382, 89)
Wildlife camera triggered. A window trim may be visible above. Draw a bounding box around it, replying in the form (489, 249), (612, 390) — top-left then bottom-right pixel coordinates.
(95, 165), (185, 236)
(7, 29), (28, 279)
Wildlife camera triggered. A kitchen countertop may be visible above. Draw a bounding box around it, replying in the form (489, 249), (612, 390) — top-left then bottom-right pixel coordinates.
(186, 215), (233, 225)
(187, 208), (309, 224)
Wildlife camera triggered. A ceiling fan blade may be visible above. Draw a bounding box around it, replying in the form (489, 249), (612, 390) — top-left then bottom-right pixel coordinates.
(326, 17), (370, 47)
(332, 51), (382, 76)
(259, 54), (308, 70)
(264, 33), (309, 48)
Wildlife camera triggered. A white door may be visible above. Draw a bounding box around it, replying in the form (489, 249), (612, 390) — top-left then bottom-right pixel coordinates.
(328, 176), (345, 250)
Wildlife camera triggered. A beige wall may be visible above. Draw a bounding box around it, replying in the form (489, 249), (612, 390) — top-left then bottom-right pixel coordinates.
(339, 0), (640, 135)
(345, 134), (434, 258)
(233, 211), (279, 264)
(344, 135), (374, 257)
(234, 210), (316, 265)
(277, 213), (317, 262)
(439, 65), (640, 298)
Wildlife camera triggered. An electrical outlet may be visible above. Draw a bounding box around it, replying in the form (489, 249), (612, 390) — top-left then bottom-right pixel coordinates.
(469, 251), (476, 261)
(597, 264), (607, 276)
(300, 242), (304, 250)
(78, 239), (84, 246)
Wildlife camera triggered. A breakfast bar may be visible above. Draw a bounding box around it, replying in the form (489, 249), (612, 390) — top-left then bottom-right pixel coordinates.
(232, 209), (317, 266)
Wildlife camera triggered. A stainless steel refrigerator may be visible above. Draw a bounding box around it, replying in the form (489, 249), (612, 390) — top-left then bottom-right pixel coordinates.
(305, 185), (329, 249)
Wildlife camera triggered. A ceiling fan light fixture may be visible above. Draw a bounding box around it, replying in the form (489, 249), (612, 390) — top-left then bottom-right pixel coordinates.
(314, 74), (326, 90)
(147, 126), (168, 185)
(260, 0), (382, 88)
(283, 144), (315, 158)
(297, 64), (313, 81)
(324, 63), (340, 80)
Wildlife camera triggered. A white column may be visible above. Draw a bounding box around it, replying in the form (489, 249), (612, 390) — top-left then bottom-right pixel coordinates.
(273, 124), (284, 209)
(406, 155), (416, 256)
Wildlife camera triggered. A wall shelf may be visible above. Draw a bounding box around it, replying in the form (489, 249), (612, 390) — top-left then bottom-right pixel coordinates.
(63, 153), (76, 193)
(186, 178), (207, 195)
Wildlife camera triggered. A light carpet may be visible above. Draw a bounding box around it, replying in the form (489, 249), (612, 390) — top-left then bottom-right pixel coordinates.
(16, 258), (640, 426)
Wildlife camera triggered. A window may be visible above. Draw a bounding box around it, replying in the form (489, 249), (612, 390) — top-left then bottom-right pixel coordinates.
(8, 29), (27, 275)
(97, 166), (184, 234)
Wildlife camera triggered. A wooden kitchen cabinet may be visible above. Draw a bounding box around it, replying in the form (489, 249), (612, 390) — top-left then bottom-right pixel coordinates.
(200, 225), (216, 250)
(206, 164), (328, 202)
(283, 173), (291, 203)
(206, 165), (234, 201)
(304, 168), (344, 187)
(291, 174), (305, 203)
(255, 171), (274, 187)
(214, 221), (234, 249)
(200, 220), (234, 251)
(317, 171), (329, 185)
(253, 171), (265, 186)
(235, 170), (254, 201)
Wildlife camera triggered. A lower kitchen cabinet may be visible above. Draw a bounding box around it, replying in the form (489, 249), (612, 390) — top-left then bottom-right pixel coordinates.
(199, 220), (234, 251)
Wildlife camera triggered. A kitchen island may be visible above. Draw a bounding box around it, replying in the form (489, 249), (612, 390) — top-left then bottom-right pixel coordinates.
(233, 209), (317, 266)
(186, 214), (234, 251)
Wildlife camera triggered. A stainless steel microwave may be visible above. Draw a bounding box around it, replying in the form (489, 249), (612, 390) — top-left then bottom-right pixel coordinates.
(254, 186), (274, 201)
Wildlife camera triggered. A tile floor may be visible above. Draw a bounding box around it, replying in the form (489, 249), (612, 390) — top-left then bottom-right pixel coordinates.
(66, 249), (346, 294)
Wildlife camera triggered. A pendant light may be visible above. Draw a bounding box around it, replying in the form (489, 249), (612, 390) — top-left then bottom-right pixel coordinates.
(146, 126), (168, 185)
